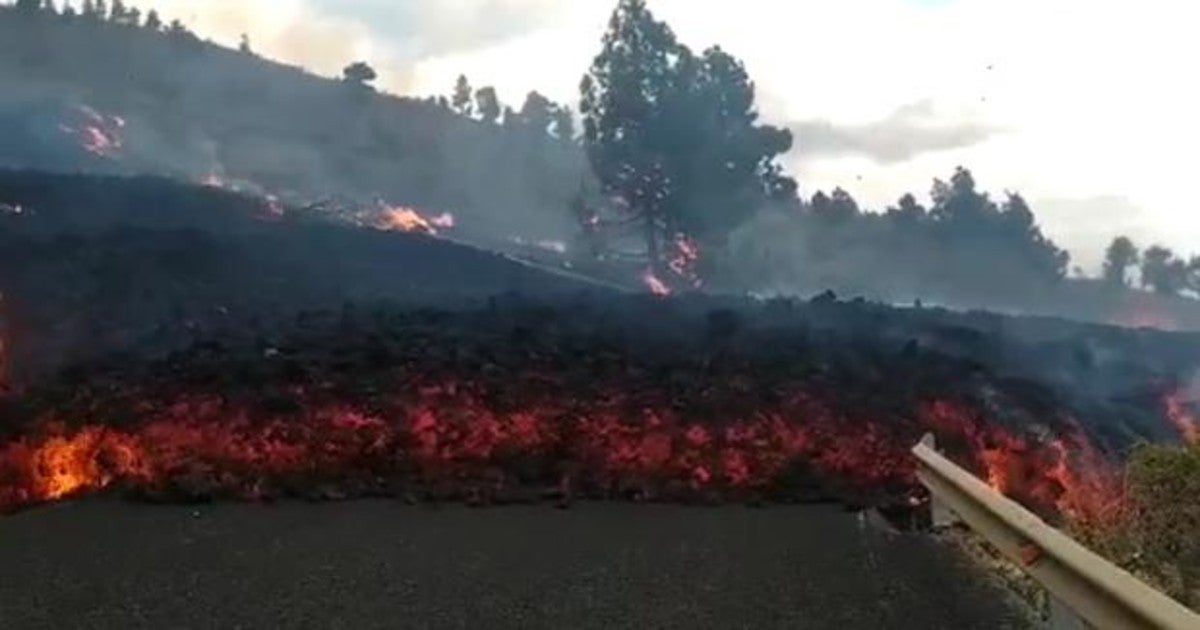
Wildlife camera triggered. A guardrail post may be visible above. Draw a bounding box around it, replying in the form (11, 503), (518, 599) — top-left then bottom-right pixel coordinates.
(918, 434), (960, 529)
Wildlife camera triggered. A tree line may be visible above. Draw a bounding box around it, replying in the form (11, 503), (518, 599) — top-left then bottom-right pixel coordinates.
(1103, 237), (1200, 297)
(9, 0), (191, 36)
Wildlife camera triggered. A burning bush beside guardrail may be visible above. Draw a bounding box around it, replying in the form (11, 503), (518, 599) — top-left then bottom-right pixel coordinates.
(1065, 441), (1200, 609)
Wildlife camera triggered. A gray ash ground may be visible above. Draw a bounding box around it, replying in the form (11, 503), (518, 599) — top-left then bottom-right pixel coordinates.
(0, 500), (1032, 629)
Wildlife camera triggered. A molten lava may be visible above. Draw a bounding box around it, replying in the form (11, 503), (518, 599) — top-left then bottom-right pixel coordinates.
(59, 105), (125, 159)
(0, 377), (1124, 521)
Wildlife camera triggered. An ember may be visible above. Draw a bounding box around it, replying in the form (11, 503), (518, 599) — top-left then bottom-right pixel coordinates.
(59, 105), (125, 159)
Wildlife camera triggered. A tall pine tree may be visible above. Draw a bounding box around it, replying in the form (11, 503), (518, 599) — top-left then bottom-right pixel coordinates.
(580, 0), (794, 281)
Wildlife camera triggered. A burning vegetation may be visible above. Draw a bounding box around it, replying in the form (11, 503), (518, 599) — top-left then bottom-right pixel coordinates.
(375, 205), (456, 236)
(58, 104), (125, 160)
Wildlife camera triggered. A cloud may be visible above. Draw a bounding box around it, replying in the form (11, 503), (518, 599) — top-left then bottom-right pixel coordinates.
(137, 0), (587, 96)
(790, 100), (1002, 164)
(306, 0), (572, 58)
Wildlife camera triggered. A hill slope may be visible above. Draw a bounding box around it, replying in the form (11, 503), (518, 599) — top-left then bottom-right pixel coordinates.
(0, 9), (586, 248)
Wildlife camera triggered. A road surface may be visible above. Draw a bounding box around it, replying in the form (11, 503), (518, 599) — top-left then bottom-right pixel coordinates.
(0, 500), (1031, 629)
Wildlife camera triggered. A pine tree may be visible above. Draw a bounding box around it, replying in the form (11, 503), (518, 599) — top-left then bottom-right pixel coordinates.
(580, 0), (795, 278)
(474, 87), (500, 124)
(1103, 237), (1139, 288)
(451, 75), (473, 116)
(143, 8), (161, 30)
(551, 106), (576, 141)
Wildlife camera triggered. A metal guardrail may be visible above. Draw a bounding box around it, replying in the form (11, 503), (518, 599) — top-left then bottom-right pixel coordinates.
(912, 434), (1200, 630)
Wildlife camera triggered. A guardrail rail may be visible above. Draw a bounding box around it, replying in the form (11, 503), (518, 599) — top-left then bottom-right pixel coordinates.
(912, 434), (1200, 630)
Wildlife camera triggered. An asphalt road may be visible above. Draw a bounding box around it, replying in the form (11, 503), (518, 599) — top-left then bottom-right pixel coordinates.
(0, 501), (1031, 629)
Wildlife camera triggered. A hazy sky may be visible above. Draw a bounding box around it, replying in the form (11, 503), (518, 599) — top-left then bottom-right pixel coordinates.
(139, 0), (1200, 271)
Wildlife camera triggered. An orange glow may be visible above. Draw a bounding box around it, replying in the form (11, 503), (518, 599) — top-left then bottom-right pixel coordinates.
(375, 206), (456, 236)
(0, 380), (1127, 522)
(1113, 294), (1179, 331)
(1164, 391), (1199, 445)
(643, 270), (671, 296)
(668, 233), (702, 288)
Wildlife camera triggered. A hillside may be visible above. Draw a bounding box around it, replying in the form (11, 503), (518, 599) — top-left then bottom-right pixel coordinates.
(0, 8), (587, 249)
(6, 5), (1200, 333)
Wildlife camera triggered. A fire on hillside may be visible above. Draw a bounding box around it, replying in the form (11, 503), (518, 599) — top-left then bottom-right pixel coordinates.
(59, 105), (125, 160)
(375, 206), (456, 236)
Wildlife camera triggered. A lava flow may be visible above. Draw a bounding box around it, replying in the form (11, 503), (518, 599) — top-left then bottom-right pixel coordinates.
(0, 379), (1123, 522)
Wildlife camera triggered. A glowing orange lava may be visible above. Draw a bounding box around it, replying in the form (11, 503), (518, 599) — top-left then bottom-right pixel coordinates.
(0, 382), (1125, 521)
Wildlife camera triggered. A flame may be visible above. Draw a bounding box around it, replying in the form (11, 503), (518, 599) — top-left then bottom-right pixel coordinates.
(643, 270), (671, 296)
(642, 234), (702, 295)
(262, 195), (285, 219)
(201, 171), (229, 189)
(1164, 391), (1199, 445)
(668, 233), (701, 288)
(59, 105), (125, 159)
(375, 206), (456, 236)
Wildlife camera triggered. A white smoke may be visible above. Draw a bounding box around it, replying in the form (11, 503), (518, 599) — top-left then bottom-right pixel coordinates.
(135, 0), (576, 95)
(138, 0), (416, 91)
